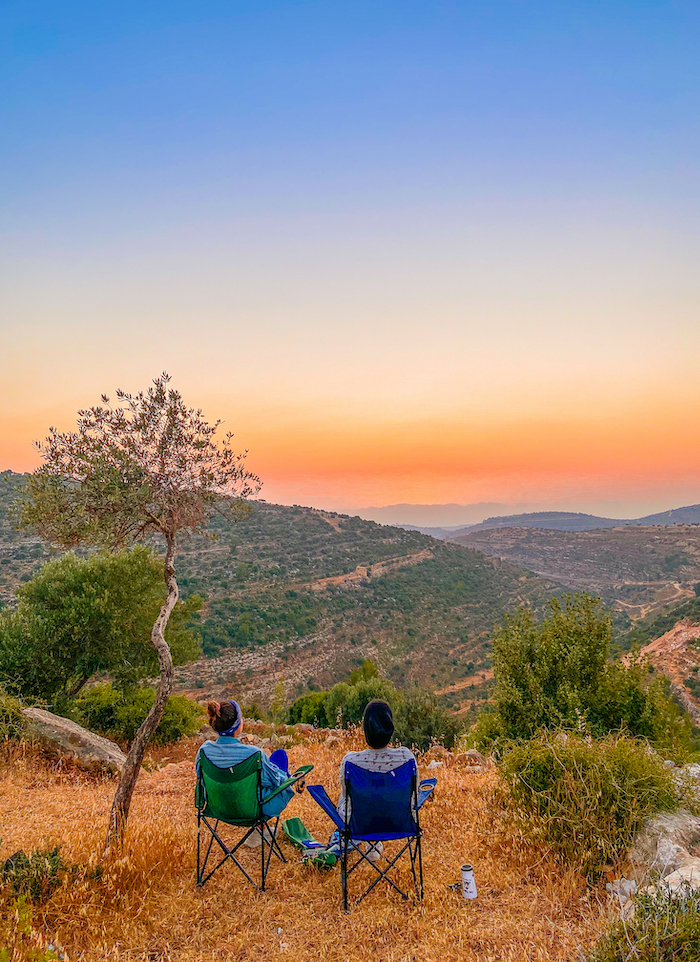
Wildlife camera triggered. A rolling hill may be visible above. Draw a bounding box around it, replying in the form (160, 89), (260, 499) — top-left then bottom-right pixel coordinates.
(0, 471), (555, 717)
(439, 504), (700, 538)
(453, 524), (700, 629)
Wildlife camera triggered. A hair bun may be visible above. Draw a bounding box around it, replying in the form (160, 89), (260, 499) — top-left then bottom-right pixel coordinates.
(207, 701), (221, 719)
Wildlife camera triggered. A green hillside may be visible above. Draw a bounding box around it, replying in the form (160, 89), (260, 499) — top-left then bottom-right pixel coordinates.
(0, 471), (554, 713)
(615, 590), (700, 651)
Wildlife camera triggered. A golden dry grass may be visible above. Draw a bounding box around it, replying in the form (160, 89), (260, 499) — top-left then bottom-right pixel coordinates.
(0, 734), (611, 961)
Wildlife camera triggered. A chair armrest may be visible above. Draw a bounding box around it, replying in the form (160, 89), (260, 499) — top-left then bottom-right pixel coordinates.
(307, 784), (345, 831)
(417, 777), (437, 809)
(262, 765), (314, 805)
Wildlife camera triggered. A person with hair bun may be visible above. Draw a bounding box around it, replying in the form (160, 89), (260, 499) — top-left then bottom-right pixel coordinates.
(195, 699), (296, 820)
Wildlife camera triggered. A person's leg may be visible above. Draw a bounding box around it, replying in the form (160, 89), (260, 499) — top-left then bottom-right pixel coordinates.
(269, 748), (289, 776)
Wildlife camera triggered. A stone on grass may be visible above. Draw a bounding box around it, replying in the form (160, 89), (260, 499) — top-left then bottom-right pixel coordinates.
(454, 748), (488, 768)
(630, 810), (700, 872)
(21, 707), (126, 775)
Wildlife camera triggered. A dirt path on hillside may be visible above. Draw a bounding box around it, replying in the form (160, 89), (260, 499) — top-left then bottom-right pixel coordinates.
(301, 547), (433, 592)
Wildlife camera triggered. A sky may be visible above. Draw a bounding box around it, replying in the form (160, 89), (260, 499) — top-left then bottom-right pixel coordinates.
(1, 1), (699, 522)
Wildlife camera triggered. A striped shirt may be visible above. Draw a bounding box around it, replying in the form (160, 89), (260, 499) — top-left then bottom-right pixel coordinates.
(336, 746), (417, 821)
(195, 736), (293, 818)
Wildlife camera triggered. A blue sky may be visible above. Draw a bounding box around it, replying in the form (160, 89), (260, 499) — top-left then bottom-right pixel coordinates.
(2, 1), (699, 515)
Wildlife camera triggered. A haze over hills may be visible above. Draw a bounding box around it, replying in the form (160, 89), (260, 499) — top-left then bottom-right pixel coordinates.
(400, 504), (700, 539)
(357, 502), (536, 528)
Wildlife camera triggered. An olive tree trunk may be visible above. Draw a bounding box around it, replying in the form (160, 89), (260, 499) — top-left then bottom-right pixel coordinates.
(104, 536), (179, 853)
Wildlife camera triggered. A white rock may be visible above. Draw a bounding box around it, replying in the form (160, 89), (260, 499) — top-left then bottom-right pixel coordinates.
(21, 707), (126, 775)
(630, 810), (700, 871)
(606, 878), (637, 905)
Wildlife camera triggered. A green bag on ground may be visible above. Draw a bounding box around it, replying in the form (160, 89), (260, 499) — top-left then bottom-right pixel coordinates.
(281, 816), (337, 869)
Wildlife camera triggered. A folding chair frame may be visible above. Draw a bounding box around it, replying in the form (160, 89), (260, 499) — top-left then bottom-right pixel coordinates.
(196, 810), (287, 890)
(308, 768), (435, 910)
(196, 758), (312, 891)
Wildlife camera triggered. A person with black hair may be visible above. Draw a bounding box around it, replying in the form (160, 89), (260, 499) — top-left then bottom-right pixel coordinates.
(335, 699), (416, 862)
(195, 700), (295, 820)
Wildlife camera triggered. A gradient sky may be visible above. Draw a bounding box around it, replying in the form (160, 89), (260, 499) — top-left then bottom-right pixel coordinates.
(1, 1), (699, 517)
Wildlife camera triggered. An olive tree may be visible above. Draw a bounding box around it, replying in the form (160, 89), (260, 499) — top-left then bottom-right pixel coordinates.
(21, 373), (260, 849)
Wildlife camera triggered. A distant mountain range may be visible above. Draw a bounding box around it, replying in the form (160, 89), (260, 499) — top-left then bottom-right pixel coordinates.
(400, 505), (700, 539)
(357, 502), (536, 528)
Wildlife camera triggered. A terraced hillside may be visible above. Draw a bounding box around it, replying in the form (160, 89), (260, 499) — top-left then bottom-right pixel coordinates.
(0, 472), (554, 714)
(454, 524), (700, 627)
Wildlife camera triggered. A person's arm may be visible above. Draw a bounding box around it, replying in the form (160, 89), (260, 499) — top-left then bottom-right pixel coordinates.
(336, 753), (350, 819)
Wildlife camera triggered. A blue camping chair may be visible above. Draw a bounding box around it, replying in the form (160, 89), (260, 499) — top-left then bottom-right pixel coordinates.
(308, 761), (436, 909)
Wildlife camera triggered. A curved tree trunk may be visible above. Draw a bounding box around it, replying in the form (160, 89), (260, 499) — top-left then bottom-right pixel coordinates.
(104, 536), (179, 853)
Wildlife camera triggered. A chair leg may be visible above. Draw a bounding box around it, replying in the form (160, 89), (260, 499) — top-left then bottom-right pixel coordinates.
(341, 836), (349, 913)
(261, 822), (266, 891)
(197, 810), (201, 886)
(261, 818), (282, 890)
(417, 834), (424, 901)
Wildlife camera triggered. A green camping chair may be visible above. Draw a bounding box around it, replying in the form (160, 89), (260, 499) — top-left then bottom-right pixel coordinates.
(195, 751), (313, 890)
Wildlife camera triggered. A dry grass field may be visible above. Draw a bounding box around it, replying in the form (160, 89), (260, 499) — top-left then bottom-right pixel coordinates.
(0, 733), (611, 961)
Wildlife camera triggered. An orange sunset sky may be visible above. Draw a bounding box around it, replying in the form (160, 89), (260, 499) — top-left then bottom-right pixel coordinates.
(2, 3), (699, 522)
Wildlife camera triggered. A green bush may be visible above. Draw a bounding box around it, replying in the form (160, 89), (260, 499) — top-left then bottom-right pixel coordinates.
(477, 593), (697, 759)
(0, 547), (202, 707)
(394, 689), (462, 751)
(499, 733), (691, 878)
(0, 691), (23, 742)
(0, 847), (64, 903)
(587, 886), (700, 961)
(75, 684), (203, 745)
(287, 691), (329, 727)
(286, 662), (464, 750)
(324, 677), (398, 728)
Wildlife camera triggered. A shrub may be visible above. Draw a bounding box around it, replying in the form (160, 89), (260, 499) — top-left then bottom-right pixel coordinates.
(394, 689), (463, 751)
(75, 684), (203, 745)
(287, 673), (463, 749)
(478, 593), (697, 759)
(587, 886), (700, 961)
(0, 547), (202, 706)
(324, 677), (398, 728)
(287, 691), (329, 727)
(0, 691), (23, 742)
(498, 733), (691, 878)
(0, 847), (64, 903)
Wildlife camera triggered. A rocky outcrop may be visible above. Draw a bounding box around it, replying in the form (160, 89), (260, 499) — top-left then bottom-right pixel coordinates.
(630, 810), (700, 875)
(21, 707), (126, 775)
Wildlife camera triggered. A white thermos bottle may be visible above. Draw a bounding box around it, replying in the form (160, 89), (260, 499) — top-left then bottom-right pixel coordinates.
(461, 863), (477, 899)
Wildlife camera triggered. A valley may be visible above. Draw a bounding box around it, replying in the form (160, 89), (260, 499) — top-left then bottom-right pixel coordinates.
(453, 524), (700, 626)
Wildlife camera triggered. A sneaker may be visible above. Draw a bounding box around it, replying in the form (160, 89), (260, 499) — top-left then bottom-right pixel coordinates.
(243, 824), (276, 849)
(363, 841), (383, 863)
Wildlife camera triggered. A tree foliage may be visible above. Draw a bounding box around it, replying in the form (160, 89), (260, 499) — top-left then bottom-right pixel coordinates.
(0, 547), (202, 706)
(21, 374), (259, 549)
(20, 373), (260, 850)
(287, 660), (462, 750)
(475, 593), (697, 757)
